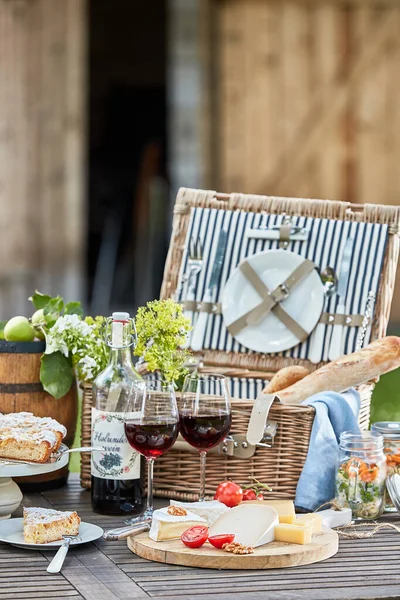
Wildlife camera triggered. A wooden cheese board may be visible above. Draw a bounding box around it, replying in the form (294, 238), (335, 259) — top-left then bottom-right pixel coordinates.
(127, 527), (339, 570)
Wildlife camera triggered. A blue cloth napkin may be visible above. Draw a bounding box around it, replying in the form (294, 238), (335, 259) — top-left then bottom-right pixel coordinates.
(295, 389), (361, 512)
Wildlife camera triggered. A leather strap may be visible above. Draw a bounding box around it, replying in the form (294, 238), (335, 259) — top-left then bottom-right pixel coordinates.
(227, 259), (314, 339)
(181, 301), (367, 328)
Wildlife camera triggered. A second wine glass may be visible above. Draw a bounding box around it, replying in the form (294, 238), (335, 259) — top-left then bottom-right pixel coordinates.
(124, 381), (179, 524)
(179, 373), (232, 501)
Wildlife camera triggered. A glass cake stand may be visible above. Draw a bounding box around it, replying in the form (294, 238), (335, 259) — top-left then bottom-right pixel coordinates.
(0, 445), (70, 519)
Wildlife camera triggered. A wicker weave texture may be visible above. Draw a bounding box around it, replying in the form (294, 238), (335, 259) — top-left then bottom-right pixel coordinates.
(80, 382), (373, 495)
(80, 189), (397, 493)
(161, 188), (400, 372)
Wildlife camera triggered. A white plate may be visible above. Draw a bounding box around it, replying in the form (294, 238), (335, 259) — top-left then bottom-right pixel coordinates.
(0, 444), (69, 477)
(222, 249), (324, 353)
(0, 518), (103, 549)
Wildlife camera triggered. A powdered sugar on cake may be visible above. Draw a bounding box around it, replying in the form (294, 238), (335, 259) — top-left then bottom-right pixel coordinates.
(24, 507), (75, 524)
(0, 412), (67, 462)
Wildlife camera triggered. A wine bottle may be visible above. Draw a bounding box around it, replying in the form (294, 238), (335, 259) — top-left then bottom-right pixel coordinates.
(91, 312), (145, 516)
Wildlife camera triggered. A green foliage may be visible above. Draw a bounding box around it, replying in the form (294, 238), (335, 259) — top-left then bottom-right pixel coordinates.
(72, 316), (109, 382)
(370, 369), (400, 424)
(65, 302), (84, 318)
(0, 320), (7, 340)
(40, 352), (74, 399)
(29, 291), (52, 310)
(29, 291), (109, 398)
(134, 299), (191, 384)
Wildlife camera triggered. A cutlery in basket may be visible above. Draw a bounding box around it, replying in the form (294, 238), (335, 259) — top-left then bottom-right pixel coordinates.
(182, 236), (203, 349)
(191, 229), (228, 351)
(328, 235), (355, 361)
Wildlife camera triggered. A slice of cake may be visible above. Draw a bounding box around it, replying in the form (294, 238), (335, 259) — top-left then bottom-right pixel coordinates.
(0, 413), (67, 463)
(23, 507), (81, 544)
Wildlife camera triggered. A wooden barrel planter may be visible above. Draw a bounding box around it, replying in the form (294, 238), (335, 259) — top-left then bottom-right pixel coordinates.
(0, 340), (78, 490)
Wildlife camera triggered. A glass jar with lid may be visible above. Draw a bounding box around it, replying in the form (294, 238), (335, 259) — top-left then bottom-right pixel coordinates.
(335, 431), (387, 520)
(371, 421), (400, 512)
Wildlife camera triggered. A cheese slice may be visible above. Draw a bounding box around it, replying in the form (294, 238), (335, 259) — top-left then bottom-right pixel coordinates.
(209, 503), (279, 548)
(279, 514), (296, 524)
(149, 507), (207, 542)
(274, 523), (312, 545)
(294, 514), (322, 535)
(245, 500), (295, 525)
(170, 499), (229, 526)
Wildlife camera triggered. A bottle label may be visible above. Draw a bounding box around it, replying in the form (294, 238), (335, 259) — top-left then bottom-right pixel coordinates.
(91, 408), (140, 480)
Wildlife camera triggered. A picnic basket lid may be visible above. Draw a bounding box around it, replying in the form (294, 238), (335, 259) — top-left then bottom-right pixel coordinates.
(161, 188), (400, 373)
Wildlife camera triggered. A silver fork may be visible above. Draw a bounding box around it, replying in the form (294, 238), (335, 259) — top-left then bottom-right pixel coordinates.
(182, 236), (203, 348)
(47, 533), (81, 574)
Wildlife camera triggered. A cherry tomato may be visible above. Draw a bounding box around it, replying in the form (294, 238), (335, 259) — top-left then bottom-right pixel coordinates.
(208, 533), (235, 549)
(181, 526), (209, 548)
(214, 481), (243, 507)
(257, 492), (264, 501)
(242, 489), (257, 501)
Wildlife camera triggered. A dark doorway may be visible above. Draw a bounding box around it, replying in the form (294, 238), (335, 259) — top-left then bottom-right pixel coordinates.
(88, 0), (168, 315)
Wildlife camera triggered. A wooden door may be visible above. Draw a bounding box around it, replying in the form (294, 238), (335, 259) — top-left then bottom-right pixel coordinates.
(0, 0), (86, 318)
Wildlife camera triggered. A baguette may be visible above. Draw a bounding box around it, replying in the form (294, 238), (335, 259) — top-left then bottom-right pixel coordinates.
(275, 336), (400, 405)
(264, 366), (309, 394)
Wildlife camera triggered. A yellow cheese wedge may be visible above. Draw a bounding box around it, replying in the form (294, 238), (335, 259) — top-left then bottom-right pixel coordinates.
(243, 500), (296, 524)
(279, 514), (296, 524)
(274, 523), (312, 545)
(294, 513), (323, 534)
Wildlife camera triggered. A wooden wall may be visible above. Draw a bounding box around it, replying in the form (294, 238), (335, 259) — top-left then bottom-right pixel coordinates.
(216, 0), (400, 205)
(0, 0), (86, 319)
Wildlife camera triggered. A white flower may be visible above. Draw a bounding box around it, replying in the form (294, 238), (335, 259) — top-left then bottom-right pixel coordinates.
(44, 331), (69, 357)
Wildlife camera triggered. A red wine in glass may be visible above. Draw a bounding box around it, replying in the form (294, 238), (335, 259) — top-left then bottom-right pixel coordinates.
(125, 422), (179, 459)
(179, 413), (231, 450)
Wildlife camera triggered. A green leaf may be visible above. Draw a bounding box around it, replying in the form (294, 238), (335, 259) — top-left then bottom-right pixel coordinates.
(44, 296), (64, 316)
(40, 352), (73, 399)
(29, 291), (53, 310)
(43, 296), (64, 327)
(64, 301), (83, 317)
(0, 320), (7, 341)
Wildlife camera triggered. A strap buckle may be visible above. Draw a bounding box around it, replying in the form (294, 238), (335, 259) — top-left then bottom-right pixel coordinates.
(269, 283), (289, 304)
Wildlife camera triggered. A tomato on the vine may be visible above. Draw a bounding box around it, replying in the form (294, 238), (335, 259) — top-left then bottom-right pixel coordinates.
(181, 526), (209, 548)
(242, 489), (257, 501)
(208, 534), (235, 549)
(214, 481), (243, 507)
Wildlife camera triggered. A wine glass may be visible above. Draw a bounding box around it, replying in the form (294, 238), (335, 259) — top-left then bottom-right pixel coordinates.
(179, 374), (231, 501)
(123, 380), (179, 523)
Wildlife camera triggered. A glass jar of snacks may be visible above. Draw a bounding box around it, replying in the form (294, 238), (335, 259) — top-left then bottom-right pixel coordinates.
(335, 431), (387, 520)
(371, 421), (400, 512)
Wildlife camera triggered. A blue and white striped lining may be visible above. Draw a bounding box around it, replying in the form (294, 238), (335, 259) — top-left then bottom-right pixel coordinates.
(144, 370), (265, 401)
(177, 208), (389, 360)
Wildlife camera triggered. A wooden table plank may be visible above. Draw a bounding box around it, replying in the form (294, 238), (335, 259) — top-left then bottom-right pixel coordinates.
(3, 473), (400, 600)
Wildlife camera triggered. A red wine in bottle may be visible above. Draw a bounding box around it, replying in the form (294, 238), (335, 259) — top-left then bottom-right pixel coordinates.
(91, 312), (145, 516)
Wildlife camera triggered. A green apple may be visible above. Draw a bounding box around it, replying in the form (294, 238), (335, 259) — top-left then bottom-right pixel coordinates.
(4, 316), (35, 342)
(31, 309), (45, 340)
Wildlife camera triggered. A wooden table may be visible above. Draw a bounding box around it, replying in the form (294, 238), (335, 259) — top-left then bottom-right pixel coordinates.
(2, 474), (400, 600)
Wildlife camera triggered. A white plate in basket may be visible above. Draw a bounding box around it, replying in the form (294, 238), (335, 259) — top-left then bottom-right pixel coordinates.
(0, 518), (103, 550)
(221, 249), (324, 353)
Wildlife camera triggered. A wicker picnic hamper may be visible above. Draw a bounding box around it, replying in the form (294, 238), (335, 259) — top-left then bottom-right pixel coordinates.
(80, 188), (400, 499)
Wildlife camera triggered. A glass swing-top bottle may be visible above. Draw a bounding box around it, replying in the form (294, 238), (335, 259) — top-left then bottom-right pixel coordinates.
(91, 312), (145, 516)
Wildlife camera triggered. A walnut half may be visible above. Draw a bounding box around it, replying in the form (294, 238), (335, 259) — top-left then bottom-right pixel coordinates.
(222, 542), (254, 555)
(167, 505), (187, 516)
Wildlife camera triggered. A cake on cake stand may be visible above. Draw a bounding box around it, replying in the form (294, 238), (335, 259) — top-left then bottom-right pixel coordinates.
(0, 445), (99, 519)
